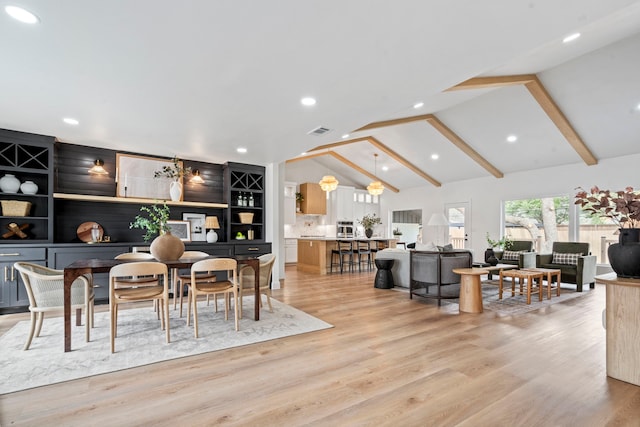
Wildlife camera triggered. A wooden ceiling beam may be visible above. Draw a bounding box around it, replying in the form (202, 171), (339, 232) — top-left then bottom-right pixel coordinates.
(524, 75), (597, 166)
(366, 136), (442, 187)
(307, 137), (371, 152)
(285, 151), (328, 163)
(425, 115), (504, 178)
(328, 151), (400, 193)
(447, 73), (597, 166)
(354, 114), (435, 132)
(446, 74), (537, 91)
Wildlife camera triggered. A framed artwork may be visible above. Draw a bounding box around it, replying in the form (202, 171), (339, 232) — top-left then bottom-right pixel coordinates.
(182, 213), (206, 241)
(116, 153), (183, 200)
(166, 220), (191, 241)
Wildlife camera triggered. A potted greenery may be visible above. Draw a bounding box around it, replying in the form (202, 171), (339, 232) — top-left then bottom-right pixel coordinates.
(575, 186), (640, 278)
(154, 156), (192, 201)
(358, 213), (382, 238)
(130, 202), (184, 260)
(392, 227), (402, 237)
(295, 192), (304, 212)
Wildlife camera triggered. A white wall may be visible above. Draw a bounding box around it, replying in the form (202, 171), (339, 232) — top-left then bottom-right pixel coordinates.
(379, 152), (640, 261)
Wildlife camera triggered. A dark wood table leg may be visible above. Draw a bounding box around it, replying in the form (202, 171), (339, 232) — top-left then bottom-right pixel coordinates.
(63, 268), (89, 352)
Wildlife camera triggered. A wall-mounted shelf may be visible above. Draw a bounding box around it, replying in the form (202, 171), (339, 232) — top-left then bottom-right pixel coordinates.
(53, 193), (228, 209)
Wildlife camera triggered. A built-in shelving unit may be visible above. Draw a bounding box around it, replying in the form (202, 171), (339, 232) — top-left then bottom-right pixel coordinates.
(224, 162), (265, 242)
(0, 130), (54, 244)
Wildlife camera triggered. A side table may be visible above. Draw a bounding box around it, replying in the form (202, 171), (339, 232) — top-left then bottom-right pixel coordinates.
(374, 258), (395, 289)
(452, 268), (488, 313)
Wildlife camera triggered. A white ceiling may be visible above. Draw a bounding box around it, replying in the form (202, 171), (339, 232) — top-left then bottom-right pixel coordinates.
(2, 1), (640, 191)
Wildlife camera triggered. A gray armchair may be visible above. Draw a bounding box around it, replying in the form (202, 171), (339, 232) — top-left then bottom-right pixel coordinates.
(536, 242), (596, 292)
(496, 240), (536, 268)
(409, 250), (473, 305)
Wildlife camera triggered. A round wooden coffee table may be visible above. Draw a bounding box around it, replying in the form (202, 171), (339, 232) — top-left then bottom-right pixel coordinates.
(453, 268), (488, 313)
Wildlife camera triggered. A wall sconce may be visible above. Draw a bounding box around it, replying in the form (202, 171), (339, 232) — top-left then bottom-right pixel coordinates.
(88, 159), (108, 175)
(205, 216), (220, 243)
(190, 169), (205, 184)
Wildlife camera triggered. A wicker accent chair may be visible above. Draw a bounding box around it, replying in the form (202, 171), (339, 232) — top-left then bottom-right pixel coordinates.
(409, 250), (473, 305)
(536, 242), (597, 292)
(14, 262), (94, 350)
(238, 253), (276, 317)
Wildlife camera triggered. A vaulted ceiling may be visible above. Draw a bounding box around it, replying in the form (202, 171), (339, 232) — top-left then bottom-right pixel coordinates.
(2, 1), (640, 191)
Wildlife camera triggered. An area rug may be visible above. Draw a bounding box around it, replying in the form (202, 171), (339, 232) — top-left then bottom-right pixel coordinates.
(0, 297), (333, 394)
(394, 281), (591, 316)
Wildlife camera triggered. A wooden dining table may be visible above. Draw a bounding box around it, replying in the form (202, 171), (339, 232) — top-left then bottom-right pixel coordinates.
(62, 255), (261, 352)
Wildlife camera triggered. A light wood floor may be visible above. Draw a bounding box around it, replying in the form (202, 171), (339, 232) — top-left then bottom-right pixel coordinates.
(1, 266), (640, 426)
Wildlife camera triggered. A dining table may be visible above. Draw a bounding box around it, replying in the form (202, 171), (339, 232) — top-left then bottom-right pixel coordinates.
(62, 254), (261, 352)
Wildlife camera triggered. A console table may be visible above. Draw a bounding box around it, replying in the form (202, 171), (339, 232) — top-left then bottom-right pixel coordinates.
(63, 255), (260, 352)
(595, 273), (640, 386)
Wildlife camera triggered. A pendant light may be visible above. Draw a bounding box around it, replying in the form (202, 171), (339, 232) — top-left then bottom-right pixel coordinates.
(367, 153), (384, 196)
(319, 174), (339, 192)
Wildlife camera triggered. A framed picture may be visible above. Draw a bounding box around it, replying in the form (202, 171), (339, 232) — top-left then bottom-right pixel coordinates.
(116, 153), (184, 200)
(182, 213), (206, 242)
(166, 220), (191, 241)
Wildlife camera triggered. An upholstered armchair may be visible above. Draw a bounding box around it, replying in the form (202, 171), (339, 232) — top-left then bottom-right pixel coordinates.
(536, 242), (597, 292)
(409, 250), (473, 305)
(496, 240), (536, 268)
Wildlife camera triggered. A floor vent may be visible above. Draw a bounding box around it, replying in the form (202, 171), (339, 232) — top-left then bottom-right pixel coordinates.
(307, 126), (331, 136)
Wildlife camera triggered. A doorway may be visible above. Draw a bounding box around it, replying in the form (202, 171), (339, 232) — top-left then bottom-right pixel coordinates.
(445, 202), (471, 249)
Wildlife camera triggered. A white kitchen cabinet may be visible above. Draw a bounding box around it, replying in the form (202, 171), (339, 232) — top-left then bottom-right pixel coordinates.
(329, 185), (355, 224)
(354, 189), (379, 223)
(285, 239), (298, 263)
(284, 181), (297, 225)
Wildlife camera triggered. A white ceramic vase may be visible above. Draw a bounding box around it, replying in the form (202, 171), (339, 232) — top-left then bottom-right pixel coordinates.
(20, 180), (38, 195)
(169, 180), (182, 201)
(0, 174), (20, 193)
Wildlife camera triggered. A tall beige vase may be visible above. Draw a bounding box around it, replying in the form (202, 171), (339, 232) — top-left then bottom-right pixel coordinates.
(150, 232), (185, 261)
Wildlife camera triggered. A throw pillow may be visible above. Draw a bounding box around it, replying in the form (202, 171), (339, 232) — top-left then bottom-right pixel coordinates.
(438, 243), (454, 252)
(415, 241), (438, 251)
(502, 250), (526, 261)
(552, 252), (581, 265)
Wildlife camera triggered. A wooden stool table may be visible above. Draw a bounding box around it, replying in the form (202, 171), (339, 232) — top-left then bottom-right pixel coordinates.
(520, 268), (561, 299)
(499, 269), (544, 304)
(453, 268), (488, 313)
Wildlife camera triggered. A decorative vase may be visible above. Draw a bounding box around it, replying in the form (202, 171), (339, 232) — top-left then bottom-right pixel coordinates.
(365, 228), (373, 238)
(0, 174), (20, 193)
(150, 231), (185, 261)
(608, 242), (640, 278)
(169, 180), (182, 201)
(20, 180), (38, 195)
(485, 248), (498, 266)
(618, 228), (640, 245)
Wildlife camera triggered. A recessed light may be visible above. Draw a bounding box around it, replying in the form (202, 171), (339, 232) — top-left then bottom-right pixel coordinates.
(563, 33), (580, 43)
(301, 97), (316, 106)
(381, 166), (389, 172)
(431, 154), (439, 160)
(5, 5), (39, 24)
(341, 134), (350, 139)
(237, 147), (247, 153)
(63, 118), (79, 125)
(506, 135), (518, 143)
(413, 102), (424, 109)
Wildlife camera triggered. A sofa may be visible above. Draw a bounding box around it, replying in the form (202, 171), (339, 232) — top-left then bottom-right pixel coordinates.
(496, 240), (536, 268)
(536, 242), (597, 292)
(409, 250), (473, 305)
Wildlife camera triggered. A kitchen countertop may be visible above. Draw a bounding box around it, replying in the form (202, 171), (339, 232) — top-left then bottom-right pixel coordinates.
(296, 237), (397, 241)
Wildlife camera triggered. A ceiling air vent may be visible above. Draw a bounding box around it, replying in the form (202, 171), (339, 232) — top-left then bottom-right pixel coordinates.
(307, 126), (331, 136)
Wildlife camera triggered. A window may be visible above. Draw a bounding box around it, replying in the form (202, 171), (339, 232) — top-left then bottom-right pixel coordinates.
(503, 196), (570, 253)
(577, 208), (617, 264)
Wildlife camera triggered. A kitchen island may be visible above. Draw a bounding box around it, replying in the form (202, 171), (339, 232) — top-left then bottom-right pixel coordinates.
(297, 237), (397, 275)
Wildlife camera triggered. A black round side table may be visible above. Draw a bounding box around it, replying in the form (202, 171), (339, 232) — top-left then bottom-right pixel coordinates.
(374, 258), (395, 289)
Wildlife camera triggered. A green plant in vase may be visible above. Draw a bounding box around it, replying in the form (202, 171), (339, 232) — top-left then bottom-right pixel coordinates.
(130, 202), (171, 242)
(358, 213), (382, 238)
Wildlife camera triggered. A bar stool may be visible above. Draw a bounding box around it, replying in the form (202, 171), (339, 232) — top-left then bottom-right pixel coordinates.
(331, 240), (355, 273)
(356, 240), (373, 272)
